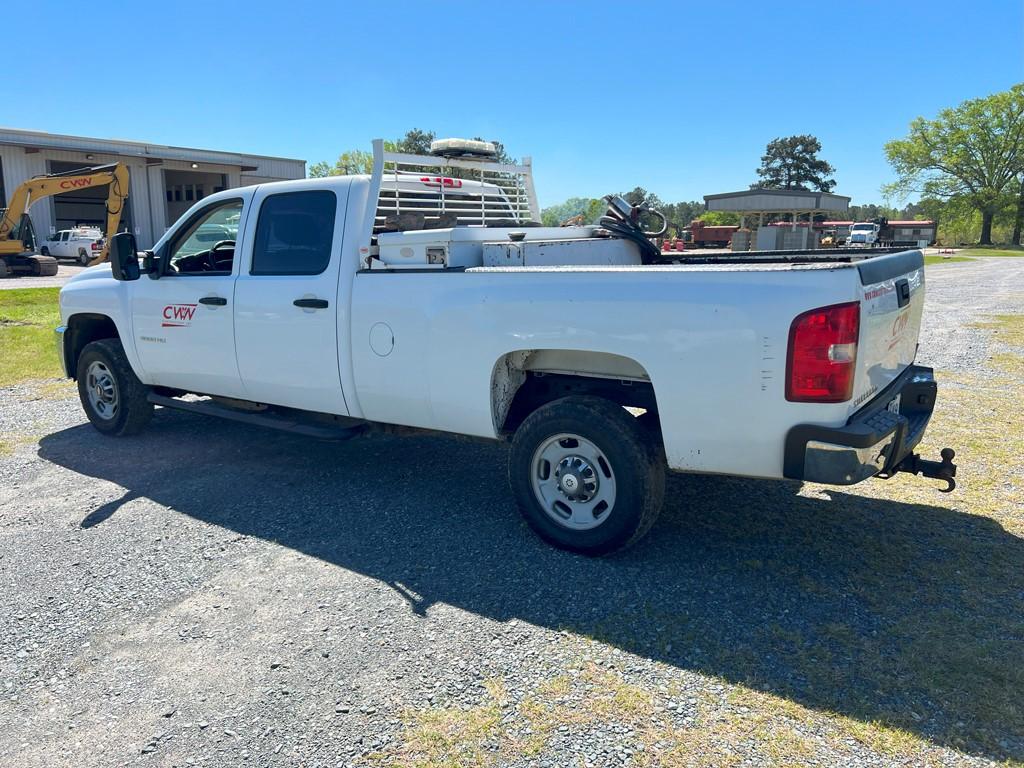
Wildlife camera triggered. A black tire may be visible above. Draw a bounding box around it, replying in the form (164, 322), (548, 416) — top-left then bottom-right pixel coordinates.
(76, 339), (153, 436)
(78, 249), (91, 266)
(508, 396), (665, 556)
(40, 247), (49, 257)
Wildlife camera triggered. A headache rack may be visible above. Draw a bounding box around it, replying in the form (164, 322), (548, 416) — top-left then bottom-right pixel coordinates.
(362, 138), (540, 241)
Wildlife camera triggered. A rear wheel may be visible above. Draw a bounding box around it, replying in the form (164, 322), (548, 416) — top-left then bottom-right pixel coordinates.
(508, 396), (665, 556)
(76, 339), (153, 436)
(78, 248), (91, 266)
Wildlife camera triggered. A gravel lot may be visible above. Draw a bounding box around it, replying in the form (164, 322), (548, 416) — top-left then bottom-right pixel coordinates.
(1, 257), (1022, 767)
(0, 262), (87, 290)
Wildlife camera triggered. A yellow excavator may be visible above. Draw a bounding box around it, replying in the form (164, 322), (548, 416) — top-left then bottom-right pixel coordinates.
(0, 163), (129, 278)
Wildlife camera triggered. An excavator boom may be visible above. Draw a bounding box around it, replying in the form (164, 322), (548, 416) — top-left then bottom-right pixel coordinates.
(0, 163), (129, 265)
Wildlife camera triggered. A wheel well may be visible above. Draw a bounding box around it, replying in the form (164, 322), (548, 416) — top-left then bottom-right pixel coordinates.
(493, 350), (658, 435)
(65, 314), (119, 379)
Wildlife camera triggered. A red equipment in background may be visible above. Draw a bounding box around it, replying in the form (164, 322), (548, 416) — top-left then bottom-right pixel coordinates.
(683, 220), (738, 248)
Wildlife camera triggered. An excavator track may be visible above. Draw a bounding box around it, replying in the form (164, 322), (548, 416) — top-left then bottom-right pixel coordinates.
(28, 255), (59, 277)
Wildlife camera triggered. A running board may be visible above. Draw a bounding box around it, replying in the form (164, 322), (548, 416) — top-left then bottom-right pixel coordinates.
(147, 393), (364, 440)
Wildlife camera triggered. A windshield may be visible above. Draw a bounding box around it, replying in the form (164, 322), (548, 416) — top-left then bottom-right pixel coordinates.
(852, 224), (875, 231)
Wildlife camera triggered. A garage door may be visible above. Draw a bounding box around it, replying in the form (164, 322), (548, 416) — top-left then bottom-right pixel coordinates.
(48, 160), (133, 235)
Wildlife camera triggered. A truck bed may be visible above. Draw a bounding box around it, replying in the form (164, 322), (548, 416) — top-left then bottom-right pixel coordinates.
(649, 246), (914, 265)
(468, 247), (920, 273)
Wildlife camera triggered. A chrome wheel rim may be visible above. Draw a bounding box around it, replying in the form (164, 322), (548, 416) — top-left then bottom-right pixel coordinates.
(85, 361), (119, 420)
(531, 433), (616, 531)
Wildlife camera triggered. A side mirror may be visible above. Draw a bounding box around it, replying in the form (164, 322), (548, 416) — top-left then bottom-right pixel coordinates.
(109, 232), (140, 281)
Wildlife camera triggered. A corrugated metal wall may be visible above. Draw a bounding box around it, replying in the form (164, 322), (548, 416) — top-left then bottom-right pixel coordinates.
(1, 140), (304, 249)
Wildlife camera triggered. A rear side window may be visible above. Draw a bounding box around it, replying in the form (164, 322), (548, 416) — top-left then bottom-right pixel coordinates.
(251, 190), (336, 275)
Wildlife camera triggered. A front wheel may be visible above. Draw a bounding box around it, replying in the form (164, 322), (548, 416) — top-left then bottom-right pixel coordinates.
(40, 247), (50, 257)
(76, 339), (153, 436)
(508, 396), (665, 556)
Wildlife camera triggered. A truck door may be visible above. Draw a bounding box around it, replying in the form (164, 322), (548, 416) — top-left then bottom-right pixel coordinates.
(55, 231), (70, 258)
(232, 184), (350, 415)
(130, 196), (247, 398)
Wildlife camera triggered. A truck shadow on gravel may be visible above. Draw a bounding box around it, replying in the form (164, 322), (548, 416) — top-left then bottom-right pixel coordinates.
(39, 411), (1024, 762)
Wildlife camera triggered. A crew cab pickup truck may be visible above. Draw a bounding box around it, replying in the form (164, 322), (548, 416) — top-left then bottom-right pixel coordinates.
(41, 227), (104, 265)
(55, 139), (956, 555)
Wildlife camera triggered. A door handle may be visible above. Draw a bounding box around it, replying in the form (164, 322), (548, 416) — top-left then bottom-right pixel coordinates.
(199, 296), (227, 306)
(293, 298), (329, 309)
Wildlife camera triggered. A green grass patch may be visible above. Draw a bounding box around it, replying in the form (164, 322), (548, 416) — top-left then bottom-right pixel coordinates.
(972, 314), (1024, 348)
(958, 247), (1024, 258)
(0, 287), (62, 386)
(923, 255), (973, 266)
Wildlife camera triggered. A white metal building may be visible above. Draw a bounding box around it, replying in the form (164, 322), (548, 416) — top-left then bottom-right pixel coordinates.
(0, 128), (305, 248)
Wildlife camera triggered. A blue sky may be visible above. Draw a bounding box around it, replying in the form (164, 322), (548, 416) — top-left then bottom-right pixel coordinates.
(7, 1), (1022, 208)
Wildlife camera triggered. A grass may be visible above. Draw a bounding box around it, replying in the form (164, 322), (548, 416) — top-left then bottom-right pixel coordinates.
(972, 313), (1024, 348)
(0, 432), (41, 456)
(957, 247), (1024, 258)
(371, 662), (949, 767)
(0, 287), (62, 386)
(924, 254), (973, 266)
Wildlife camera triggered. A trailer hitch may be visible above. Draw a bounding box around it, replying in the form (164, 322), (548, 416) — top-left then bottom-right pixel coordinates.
(893, 448), (957, 492)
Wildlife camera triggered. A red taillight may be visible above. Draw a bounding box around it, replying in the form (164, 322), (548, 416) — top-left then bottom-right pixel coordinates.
(786, 301), (860, 402)
(419, 176), (462, 189)
(91, 241), (102, 250)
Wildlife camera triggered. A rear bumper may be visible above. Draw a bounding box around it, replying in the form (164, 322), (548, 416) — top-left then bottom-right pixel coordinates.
(783, 365), (936, 484)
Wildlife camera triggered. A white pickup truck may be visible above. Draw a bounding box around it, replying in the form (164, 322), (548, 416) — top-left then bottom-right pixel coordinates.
(41, 227), (105, 265)
(55, 139), (956, 555)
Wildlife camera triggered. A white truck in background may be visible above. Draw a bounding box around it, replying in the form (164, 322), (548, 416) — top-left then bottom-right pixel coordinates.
(41, 227), (105, 265)
(848, 221), (882, 248)
(55, 139), (957, 555)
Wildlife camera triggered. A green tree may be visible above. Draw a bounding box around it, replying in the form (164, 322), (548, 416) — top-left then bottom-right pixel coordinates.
(393, 129), (435, 155)
(885, 84), (1024, 245)
(848, 203), (900, 222)
(619, 187), (664, 209)
(753, 135), (836, 192)
(695, 211), (740, 226)
(307, 149), (373, 178)
(540, 197), (605, 226)
(659, 201), (704, 234)
(1011, 174), (1024, 245)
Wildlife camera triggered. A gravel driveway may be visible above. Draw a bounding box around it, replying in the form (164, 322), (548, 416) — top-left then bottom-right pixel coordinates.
(1, 257), (1022, 767)
(0, 262), (87, 290)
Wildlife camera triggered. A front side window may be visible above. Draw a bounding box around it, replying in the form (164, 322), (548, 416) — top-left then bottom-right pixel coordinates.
(251, 190), (336, 276)
(166, 199), (243, 275)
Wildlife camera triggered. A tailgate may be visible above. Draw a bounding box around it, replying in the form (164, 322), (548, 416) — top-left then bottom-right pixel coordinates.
(850, 250), (925, 413)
